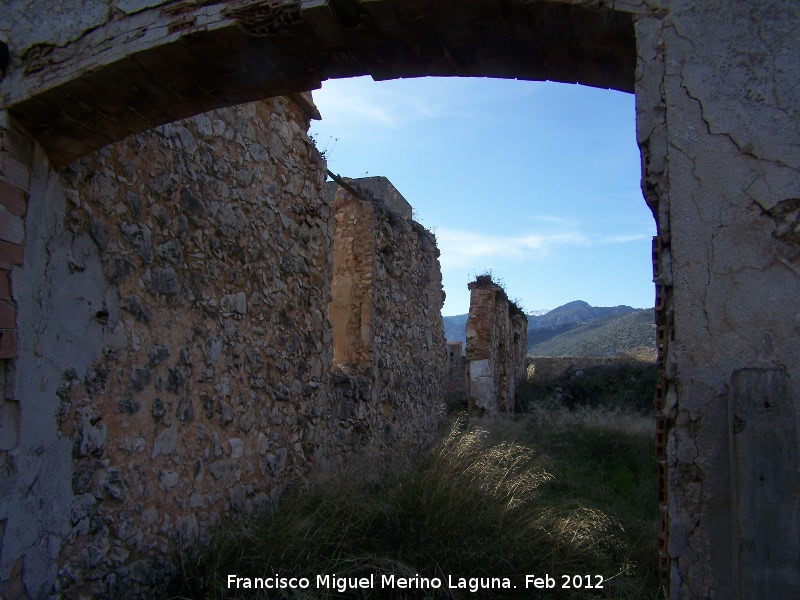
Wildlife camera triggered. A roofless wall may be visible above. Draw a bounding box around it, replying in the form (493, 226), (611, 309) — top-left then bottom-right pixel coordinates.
(1, 1), (799, 598)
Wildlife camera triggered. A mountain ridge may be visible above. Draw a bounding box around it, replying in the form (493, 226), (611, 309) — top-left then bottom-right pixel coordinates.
(443, 300), (655, 358)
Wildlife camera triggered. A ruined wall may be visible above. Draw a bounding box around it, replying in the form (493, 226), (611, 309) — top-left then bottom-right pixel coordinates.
(510, 308), (528, 400)
(634, 3), (800, 596)
(444, 342), (467, 410)
(330, 182), (446, 446)
(327, 177), (413, 220)
(329, 193), (374, 366)
(3, 1), (800, 598)
(0, 97), (448, 598)
(444, 341), (466, 383)
(52, 97), (331, 598)
(464, 276), (527, 416)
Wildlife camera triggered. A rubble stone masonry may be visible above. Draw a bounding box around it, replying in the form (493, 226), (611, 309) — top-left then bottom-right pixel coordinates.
(0, 97), (445, 598)
(330, 181), (446, 448)
(56, 96), (333, 597)
(464, 276), (527, 416)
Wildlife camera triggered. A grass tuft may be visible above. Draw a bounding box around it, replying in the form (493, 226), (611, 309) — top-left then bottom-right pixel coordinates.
(171, 410), (661, 600)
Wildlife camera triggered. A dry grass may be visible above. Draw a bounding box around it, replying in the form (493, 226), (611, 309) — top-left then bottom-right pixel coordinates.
(171, 410), (661, 600)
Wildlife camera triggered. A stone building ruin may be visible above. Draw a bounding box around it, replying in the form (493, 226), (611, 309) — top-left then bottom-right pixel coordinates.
(0, 94), (446, 598)
(328, 176), (446, 441)
(1, 0), (800, 597)
(464, 275), (527, 416)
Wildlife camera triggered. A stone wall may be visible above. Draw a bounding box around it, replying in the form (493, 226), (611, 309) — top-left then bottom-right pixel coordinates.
(327, 177), (413, 220)
(0, 98), (446, 598)
(444, 342), (467, 410)
(464, 275), (527, 417)
(330, 180), (446, 446)
(510, 307), (528, 399)
(329, 189), (374, 366)
(444, 341), (465, 380)
(634, 4), (800, 596)
(53, 96), (332, 598)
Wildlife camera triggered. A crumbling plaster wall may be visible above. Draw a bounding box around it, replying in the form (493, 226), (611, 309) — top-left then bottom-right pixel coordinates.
(0, 136), (93, 600)
(635, 2), (800, 597)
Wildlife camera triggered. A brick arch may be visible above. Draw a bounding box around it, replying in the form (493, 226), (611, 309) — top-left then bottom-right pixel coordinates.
(5, 0), (635, 167)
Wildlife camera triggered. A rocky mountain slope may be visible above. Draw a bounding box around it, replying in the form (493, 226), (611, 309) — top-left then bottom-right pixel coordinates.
(443, 301), (655, 358)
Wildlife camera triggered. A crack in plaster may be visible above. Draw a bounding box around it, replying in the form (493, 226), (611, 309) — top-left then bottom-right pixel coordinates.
(665, 10), (798, 174)
(751, 11), (800, 123)
(679, 59), (796, 173)
(751, 15), (788, 123)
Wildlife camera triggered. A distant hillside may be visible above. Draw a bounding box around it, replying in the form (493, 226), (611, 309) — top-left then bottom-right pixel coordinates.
(528, 300), (633, 329)
(528, 309), (656, 358)
(443, 313), (469, 346)
(442, 301), (655, 358)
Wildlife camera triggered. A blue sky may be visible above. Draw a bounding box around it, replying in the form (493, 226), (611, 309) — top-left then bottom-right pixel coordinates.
(309, 76), (655, 316)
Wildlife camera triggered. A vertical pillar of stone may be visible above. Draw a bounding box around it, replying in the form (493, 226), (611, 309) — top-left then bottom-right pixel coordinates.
(509, 307), (528, 413)
(329, 187), (376, 369)
(464, 276), (525, 416)
(465, 276), (500, 416)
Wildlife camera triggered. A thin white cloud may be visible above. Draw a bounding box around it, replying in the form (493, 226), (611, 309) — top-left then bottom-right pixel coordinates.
(521, 215), (576, 226)
(435, 226), (652, 269)
(598, 233), (653, 244)
(312, 76), (542, 132)
(313, 77), (454, 129)
(436, 228), (588, 268)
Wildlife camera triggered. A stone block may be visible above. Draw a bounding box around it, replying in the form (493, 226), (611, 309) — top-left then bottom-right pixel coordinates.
(0, 128), (34, 166)
(0, 398), (20, 450)
(0, 270), (10, 300)
(0, 301), (15, 329)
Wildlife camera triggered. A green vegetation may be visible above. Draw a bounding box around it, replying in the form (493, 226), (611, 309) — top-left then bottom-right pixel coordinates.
(516, 361), (659, 414)
(172, 399), (660, 599)
(527, 311), (656, 359)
